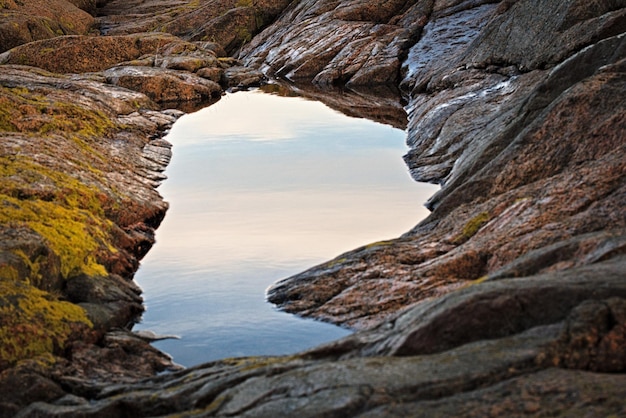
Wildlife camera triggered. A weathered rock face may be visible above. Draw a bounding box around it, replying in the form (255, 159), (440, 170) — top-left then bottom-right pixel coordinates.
(261, 0), (626, 332)
(0, 33), (265, 108)
(0, 33), (184, 73)
(1, 0), (625, 416)
(239, 0), (421, 86)
(97, 0), (293, 54)
(0, 65), (182, 414)
(0, 0), (96, 53)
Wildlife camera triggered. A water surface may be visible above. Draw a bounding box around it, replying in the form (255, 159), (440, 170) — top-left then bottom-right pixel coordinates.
(134, 89), (438, 367)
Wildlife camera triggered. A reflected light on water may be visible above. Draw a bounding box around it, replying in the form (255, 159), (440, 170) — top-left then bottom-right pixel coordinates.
(133, 89), (439, 367)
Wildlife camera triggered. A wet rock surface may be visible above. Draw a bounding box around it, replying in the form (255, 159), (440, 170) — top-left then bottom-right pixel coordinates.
(1, 0), (625, 416)
(263, 0), (626, 331)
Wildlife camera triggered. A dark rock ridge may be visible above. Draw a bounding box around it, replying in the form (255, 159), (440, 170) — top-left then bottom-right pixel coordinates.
(1, 0), (625, 416)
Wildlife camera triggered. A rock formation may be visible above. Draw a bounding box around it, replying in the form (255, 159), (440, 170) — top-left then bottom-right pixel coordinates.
(0, 0), (96, 53)
(0, 0), (625, 416)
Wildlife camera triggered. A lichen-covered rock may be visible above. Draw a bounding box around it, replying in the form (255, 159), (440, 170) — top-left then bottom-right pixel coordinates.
(0, 0), (96, 53)
(0, 33), (191, 73)
(0, 65), (179, 383)
(104, 65), (222, 106)
(0, 33), (255, 105)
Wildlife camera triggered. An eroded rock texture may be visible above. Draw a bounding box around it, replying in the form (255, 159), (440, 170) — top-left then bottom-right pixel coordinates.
(97, 0), (293, 54)
(1, 0), (625, 416)
(0, 64), (185, 415)
(0, 0), (96, 53)
(261, 0), (626, 333)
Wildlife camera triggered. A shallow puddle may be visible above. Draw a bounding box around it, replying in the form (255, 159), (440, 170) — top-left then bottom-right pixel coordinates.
(133, 87), (438, 367)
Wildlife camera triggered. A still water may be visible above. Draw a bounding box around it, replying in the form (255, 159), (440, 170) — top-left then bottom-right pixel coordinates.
(133, 88), (438, 367)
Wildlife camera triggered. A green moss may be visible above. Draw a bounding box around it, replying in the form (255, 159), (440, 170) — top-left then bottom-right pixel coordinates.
(9, 249), (44, 287)
(0, 264), (20, 281)
(324, 257), (347, 268)
(454, 212), (491, 244)
(237, 27), (252, 44)
(0, 194), (109, 278)
(236, 0), (253, 7)
(0, 280), (92, 367)
(364, 240), (393, 249)
(0, 86), (115, 140)
(0, 155), (114, 279)
(472, 275), (489, 284)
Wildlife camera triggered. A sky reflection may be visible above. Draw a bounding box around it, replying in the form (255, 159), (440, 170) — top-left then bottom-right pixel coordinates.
(133, 89), (439, 367)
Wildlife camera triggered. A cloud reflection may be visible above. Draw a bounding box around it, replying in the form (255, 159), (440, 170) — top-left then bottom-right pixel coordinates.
(171, 89), (368, 143)
(134, 89), (439, 366)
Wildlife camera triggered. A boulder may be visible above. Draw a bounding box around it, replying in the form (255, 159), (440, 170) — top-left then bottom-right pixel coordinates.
(0, 33), (189, 73)
(104, 65), (222, 105)
(97, 0), (293, 54)
(0, 0), (95, 53)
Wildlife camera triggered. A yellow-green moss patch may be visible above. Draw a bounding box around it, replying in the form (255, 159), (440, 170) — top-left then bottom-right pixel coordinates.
(0, 155), (115, 279)
(454, 212), (491, 244)
(1, 86), (112, 134)
(324, 257), (348, 268)
(0, 193), (110, 278)
(0, 264), (20, 281)
(364, 240), (394, 250)
(0, 280), (92, 367)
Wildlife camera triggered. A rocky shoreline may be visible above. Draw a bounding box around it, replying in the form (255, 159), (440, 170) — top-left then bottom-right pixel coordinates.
(1, 0), (625, 416)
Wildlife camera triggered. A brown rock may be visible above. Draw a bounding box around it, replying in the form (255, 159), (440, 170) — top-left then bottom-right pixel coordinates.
(0, 65), (178, 375)
(240, 0), (420, 86)
(0, 0), (95, 53)
(222, 65), (265, 88)
(0, 362), (65, 418)
(197, 66), (224, 83)
(0, 33), (185, 73)
(97, 0), (292, 54)
(264, 4), (626, 330)
(104, 65), (222, 105)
